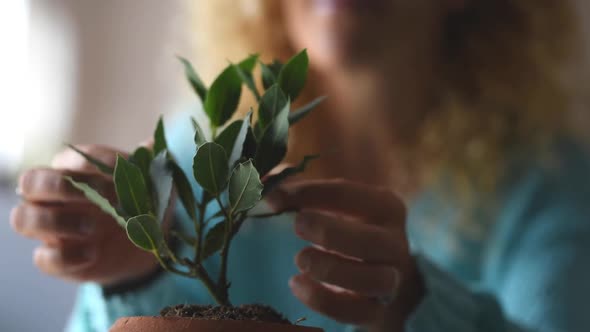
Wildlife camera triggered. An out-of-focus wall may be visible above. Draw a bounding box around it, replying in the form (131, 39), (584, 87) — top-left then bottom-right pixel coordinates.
(66, 0), (192, 150)
(571, 1), (590, 140)
(1, 1), (191, 331)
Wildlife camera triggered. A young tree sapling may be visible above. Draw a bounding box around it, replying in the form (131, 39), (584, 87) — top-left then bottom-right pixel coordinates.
(66, 50), (325, 307)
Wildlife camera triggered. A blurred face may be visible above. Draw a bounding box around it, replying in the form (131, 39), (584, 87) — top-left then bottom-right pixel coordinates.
(281, 0), (461, 74)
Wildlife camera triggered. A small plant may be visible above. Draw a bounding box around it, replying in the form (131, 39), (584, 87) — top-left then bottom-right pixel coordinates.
(65, 50), (324, 306)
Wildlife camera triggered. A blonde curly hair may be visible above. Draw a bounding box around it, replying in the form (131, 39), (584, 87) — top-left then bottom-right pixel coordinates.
(190, 0), (587, 196)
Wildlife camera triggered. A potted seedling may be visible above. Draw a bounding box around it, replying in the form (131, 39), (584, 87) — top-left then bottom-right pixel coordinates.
(66, 50), (327, 331)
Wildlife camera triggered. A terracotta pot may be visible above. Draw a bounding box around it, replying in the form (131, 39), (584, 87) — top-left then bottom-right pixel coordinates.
(110, 317), (324, 332)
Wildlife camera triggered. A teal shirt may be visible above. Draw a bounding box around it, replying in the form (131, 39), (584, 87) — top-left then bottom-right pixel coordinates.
(67, 116), (590, 332)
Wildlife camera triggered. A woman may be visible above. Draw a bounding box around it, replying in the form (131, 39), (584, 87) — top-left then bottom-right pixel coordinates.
(11, 0), (590, 331)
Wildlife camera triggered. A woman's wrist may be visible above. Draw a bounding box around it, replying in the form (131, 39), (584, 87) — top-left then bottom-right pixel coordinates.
(370, 258), (426, 332)
(101, 265), (164, 298)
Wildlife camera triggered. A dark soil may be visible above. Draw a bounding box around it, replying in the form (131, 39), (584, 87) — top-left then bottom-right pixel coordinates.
(160, 304), (292, 325)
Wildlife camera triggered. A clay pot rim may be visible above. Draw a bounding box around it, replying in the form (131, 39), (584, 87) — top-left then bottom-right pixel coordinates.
(110, 316), (324, 332)
(118, 316), (298, 326)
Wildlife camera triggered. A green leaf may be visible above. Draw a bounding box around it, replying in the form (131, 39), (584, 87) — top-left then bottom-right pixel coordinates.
(130, 147), (153, 190)
(239, 54), (258, 72)
(229, 160), (263, 214)
(230, 112), (252, 168)
(178, 56), (207, 102)
(243, 125), (258, 160)
(64, 176), (126, 227)
(230, 112), (253, 165)
(201, 221), (227, 260)
(278, 49), (309, 101)
(130, 147), (153, 171)
(260, 60), (283, 90)
(214, 112), (252, 169)
(254, 99), (290, 176)
(169, 160), (197, 221)
(289, 96), (326, 125)
(126, 214), (165, 252)
(193, 142), (229, 195)
(170, 230), (197, 247)
(191, 117), (207, 147)
(253, 122), (264, 142)
(153, 117), (167, 156)
(258, 85), (288, 131)
(114, 155), (153, 216)
(150, 151), (173, 222)
(262, 155), (319, 195)
(214, 120), (242, 157)
(205, 209), (226, 224)
(204, 64), (242, 128)
(67, 144), (114, 175)
(234, 54), (260, 100)
(234, 65), (259, 100)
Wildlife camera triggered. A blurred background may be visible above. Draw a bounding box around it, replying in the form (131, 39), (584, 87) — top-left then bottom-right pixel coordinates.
(0, 1), (193, 331)
(1, 1), (590, 332)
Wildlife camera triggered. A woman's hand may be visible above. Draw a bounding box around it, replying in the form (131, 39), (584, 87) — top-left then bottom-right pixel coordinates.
(268, 179), (425, 331)
(10, 145), (159, 286)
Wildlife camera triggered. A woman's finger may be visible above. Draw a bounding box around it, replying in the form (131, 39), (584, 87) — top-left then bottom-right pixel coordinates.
(10, 202), (100, 241)
(51, 144), (122, 172)
(268, 179), (406, 224)
(295, 210), (407, 264)
(289, 273), (385, 326)
(33, 244), (97, 277)
(18, 168), (116, 203)
(296, 246), (400, 297)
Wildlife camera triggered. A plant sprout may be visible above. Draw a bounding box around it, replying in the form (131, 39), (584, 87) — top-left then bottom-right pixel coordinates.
(65, 50), (324, 306)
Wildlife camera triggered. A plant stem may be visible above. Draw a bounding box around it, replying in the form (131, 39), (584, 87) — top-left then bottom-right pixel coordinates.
(170, 230), (196, 246)
(194, 191), (207, 263)
(213, 195), (234, 304)
(196, 265), (231, 306)
(164, 247), (180, 265)
(231, 212), (247, 237)
(193, 214), (201, 262)
(191, 193), (232, 305)
(158, 250), (231, 306)
(217, 241), (231, 295)
(214, 196), (232, 223)
(155, 254), (192, 278)
(158, 194), (236, 306)
(165, 193), (233, 306)
(162, 262), (228, 305)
